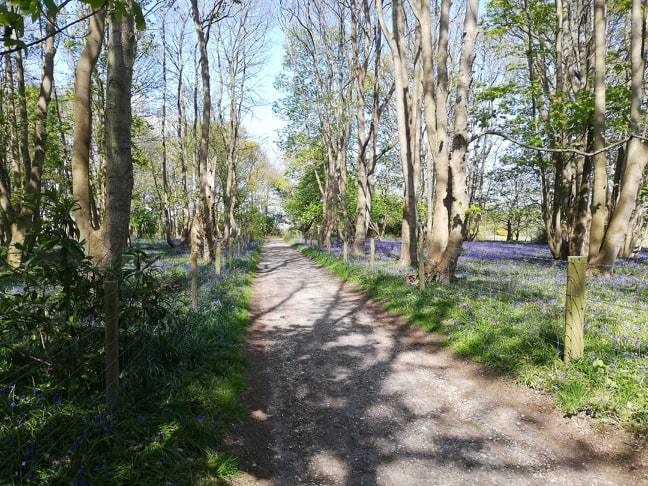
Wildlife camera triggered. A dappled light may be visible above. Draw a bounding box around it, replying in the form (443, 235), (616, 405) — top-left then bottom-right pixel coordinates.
(230, 241), (646, 484)
(1, 0), (647, 483)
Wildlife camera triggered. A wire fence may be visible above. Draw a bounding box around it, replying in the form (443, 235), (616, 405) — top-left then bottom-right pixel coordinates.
(295, 236), (648, 364)
(0, 238), (258, 483)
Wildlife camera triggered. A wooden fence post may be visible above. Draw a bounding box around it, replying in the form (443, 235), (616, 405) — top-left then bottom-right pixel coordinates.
(418, 246), (425, 291)
(370, 238), (375, 271)
(564, 256), (586, 362)
(191, 253), (198, 309)
(417, 226), (426, 290)
(104, 277), (119, 407)
(215, 240), (221, 275)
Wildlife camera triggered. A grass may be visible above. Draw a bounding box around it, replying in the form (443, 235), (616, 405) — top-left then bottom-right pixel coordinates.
(1, 243), (259, 485)
(297, 245), (648, 436)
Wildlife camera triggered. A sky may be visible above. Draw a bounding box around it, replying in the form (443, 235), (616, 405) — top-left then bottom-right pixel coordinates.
(243, 23), (287, 170)
(40, 3), (288, 171)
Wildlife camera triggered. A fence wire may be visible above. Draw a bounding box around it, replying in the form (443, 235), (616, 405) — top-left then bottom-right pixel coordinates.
(298, 237), (647, 363)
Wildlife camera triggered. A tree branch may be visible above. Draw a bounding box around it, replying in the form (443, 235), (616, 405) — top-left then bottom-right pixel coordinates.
(470, 130), (648, 157)
(1, 2), (107, 56)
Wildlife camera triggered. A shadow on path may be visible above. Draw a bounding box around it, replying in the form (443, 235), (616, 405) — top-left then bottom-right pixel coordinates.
(229, 240), (645, 486)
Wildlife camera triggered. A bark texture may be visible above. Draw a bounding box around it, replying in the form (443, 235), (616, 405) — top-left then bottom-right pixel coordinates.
(6, 8), (57, 267)
(71, 10), (106, 260)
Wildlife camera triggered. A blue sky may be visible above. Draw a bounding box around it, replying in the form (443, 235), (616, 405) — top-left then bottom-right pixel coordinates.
(244, 23), (286, 169)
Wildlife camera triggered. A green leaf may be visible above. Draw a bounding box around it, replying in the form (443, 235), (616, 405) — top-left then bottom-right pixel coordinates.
(0, 9), (25, 36)
(133, 2), (146, 31)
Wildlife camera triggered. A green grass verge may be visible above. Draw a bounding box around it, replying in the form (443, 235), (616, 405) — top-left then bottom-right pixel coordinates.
(1, 247), (259, 485)
(298, 246), (648, 436)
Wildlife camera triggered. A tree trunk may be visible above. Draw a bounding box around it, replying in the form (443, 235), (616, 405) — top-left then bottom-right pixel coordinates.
(425, 0), (451, 267)
(160, 11), (175, 247)
(620, 203), (645, 257)
(322, 149), (337, 248)
(350, 0), (379, 256)
(337, 144), (351, 244)
(71, 9), (106, 260)
(571, 149), (592, 256)
(595, 139), (648, 269)
(588, 0), (607, 260)
(14, 50), (30, 182)
(376, 0), (417, 267)
(428, 0), (479, 282)
(101, 6), (136, 268)
(594, 0), (647, 270)
(172, 21), (190, 244)
(177, 61), (190, 244)
(191, 0), (216, 261)
(6, 8), (57, 267)
(224, 152), (237, 239)
(353, 166), (371, 255)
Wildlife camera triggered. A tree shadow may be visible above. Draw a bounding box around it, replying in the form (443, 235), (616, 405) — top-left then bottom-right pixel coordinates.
(232, 241), (644, 485)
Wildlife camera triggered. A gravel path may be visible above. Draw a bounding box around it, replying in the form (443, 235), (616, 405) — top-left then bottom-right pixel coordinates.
(229, 240), (647, 486)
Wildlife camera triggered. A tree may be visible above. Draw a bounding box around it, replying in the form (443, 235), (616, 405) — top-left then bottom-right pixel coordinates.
(588, 0), (607, 260)
(593, 0), (648, 270)
(432, 0), (480, 282)
(101, 0), (138, 268)
(214, 0), (269, 241)
(190, 0), (233, 263)
(279, 0), (354, 249)
(376, 0), (419, 267)
(412, 0), (451, 268)
(159, 6), (175, 247)
(71, 7), (106, 260)
(1, 3), (58, 267)
(350, 0), (392, 256)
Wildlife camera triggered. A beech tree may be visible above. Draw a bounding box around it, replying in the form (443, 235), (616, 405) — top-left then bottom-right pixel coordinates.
(1, 3), (58, 267)
(592, 0), (648, 270)
(483, 0), (648, 270)
(280, 0), (355, 249)
(189, 0), (225, 263)
(376, 0), (421, 266)
(431, 0), (480, 281)
(350, 0), (392, 256)
(377, 0), (480, 279)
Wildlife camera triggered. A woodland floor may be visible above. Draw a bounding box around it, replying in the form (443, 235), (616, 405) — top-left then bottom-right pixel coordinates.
(228, 239), (647, 486)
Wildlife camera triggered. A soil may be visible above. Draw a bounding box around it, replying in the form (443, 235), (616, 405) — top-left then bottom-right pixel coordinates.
(227, 239), (647, 485)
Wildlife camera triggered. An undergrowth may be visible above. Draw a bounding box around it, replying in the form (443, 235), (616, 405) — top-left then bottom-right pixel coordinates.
(1, 243), (259, 485)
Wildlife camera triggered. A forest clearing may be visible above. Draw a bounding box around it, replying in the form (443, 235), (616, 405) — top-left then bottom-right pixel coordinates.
(1, 0), (648, 483)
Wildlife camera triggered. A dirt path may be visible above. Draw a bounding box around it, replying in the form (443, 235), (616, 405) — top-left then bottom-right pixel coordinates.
(229, 240), (646, 486)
